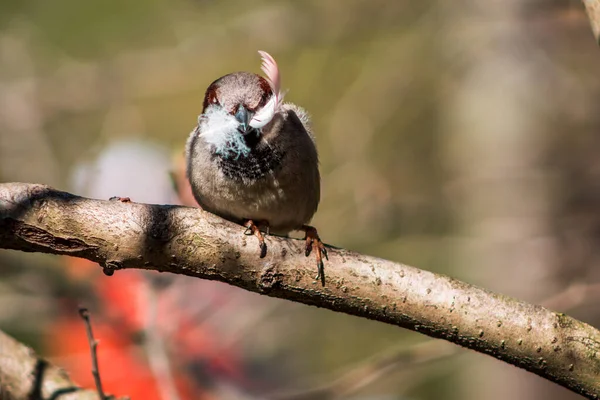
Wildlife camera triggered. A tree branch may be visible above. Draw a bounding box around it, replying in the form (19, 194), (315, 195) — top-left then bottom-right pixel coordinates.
(0, 328), (104, 400)
(1, 182), (600, 398)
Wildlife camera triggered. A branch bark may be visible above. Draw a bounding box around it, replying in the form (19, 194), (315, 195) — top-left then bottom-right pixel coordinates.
(0, 328), (103, 400)
(1, 183), (600, 398)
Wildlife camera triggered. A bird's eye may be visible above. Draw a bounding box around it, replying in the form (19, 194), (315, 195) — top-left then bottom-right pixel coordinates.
(257, 92), (270, 109)
(247, 77), (274, 112)
(208, 91), (220, 106)
(202, 86), (220, 112)
(249, 88), (272, 112)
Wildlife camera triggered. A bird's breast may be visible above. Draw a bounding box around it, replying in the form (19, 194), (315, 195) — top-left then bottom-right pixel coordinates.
(216, 145), (285, 182)
(187, 118), (319, 233)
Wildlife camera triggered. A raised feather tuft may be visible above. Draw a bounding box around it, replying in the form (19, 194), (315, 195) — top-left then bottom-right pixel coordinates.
(250, 51), (285, 129)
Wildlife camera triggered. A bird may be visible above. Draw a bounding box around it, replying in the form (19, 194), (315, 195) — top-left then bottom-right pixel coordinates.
(186, 51), (327, 284)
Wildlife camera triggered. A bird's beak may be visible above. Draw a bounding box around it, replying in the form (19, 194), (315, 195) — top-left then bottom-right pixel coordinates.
(235, 104), (255, 136)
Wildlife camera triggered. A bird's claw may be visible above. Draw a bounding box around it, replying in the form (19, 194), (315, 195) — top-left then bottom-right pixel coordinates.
(303, 225), (327, 286)
(259, 241), (267, 258)
(244, 220), (268, 259)
(314, 260), (324, 283)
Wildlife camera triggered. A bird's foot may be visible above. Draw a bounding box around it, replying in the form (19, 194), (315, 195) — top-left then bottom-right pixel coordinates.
(302, 225), (328, 286)
(243, 220), (269, 258)
(109, 196), (131, 203)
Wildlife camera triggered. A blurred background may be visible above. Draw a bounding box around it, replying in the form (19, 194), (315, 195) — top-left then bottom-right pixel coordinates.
(1, 0), (599, 399)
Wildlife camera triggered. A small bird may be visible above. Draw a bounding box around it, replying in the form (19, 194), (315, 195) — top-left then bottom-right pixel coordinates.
(186, 51), (327, 283)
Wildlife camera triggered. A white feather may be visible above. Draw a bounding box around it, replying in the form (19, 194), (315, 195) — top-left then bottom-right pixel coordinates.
(249, 95), (277, 129)
(198, 106), (250, 158)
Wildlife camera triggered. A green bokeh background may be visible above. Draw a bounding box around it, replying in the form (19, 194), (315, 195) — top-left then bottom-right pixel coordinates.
(1, 1), (599, 399)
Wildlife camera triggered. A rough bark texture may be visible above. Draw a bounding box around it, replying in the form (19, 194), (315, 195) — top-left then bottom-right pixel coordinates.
(1, 183), (600, 399)
(0, 328), (102, 400)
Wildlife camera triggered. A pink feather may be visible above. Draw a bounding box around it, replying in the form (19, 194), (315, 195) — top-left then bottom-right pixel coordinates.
(250, 51), (285, 129)
(258, 50), (281, 96)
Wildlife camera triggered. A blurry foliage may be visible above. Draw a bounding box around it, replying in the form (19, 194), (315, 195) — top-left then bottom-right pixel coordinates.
(7, 0), (176, 57)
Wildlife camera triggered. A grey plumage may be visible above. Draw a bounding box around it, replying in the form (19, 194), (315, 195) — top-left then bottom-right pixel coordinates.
(185, 69), (320, 235)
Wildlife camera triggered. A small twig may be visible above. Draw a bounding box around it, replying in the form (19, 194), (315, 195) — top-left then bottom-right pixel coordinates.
(78, 307), (107, 400)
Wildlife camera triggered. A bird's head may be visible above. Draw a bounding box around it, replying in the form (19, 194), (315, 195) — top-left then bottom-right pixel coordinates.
(198, 51), (284, 158)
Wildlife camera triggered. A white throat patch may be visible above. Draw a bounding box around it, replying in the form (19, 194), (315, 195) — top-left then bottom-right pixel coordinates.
(198, 106), (250, 158)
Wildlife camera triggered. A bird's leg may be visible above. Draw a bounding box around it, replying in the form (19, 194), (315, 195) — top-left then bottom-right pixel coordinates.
(301, 225), (328, 286)
(243, 220), (268, 258)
